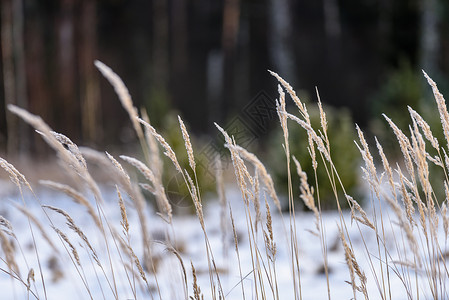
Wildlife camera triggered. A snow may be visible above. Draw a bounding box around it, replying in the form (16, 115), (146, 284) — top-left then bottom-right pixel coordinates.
(0, 180), (445, 299)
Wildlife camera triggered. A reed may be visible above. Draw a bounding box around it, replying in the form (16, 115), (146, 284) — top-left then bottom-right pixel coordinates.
(1, 63), (448, 300)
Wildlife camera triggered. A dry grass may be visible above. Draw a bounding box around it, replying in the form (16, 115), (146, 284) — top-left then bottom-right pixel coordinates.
(0, 63), (448, 299)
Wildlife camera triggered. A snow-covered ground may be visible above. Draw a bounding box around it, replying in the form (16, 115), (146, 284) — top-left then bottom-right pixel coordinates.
(0, 180), (445, 299)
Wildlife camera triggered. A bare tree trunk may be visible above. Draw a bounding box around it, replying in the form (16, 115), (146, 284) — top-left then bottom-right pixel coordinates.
(221, 0), (240, 118)
(1, 0), (18, 155)
(323, 0), (341, 40)
(172, 0), (193, 122)
(12, 0), (28, 154)
(377, 0), (391, 56)
(172, 0), (187, 75)
(222, 0), (240, 53)
(420, 0), (439, 74)
(323, 0), (342, 73)
(57, 0), (78, 138)
(207, 50), (223, 125)
(79, 0), (101, 144)
(150, 0), (170, 120)
(269, 0), (295, 83)
(26, 3), (51, 156)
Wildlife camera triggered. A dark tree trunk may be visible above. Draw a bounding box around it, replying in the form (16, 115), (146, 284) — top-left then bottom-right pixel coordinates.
(56, 0), (78, 139)
(12, 0), (28, 154)
(79, 0), (101, 144)
(420, 0), (439, 74)
(149, 0), (170, 121)
(221, 0), (240, 118)
(26, 2), (51, 156)
(172, 0), (188, 75)
(1, 0), (27, 155)
(269, 0), (296, 83)
(1, 0), (17, 154)
(323, 0), (341, 40)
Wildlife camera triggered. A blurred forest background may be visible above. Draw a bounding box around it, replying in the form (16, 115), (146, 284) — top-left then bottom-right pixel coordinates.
(1, 0), (449, 158)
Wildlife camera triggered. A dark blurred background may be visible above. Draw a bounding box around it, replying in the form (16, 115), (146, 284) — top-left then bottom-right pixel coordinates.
(1, 0), (449, 157)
